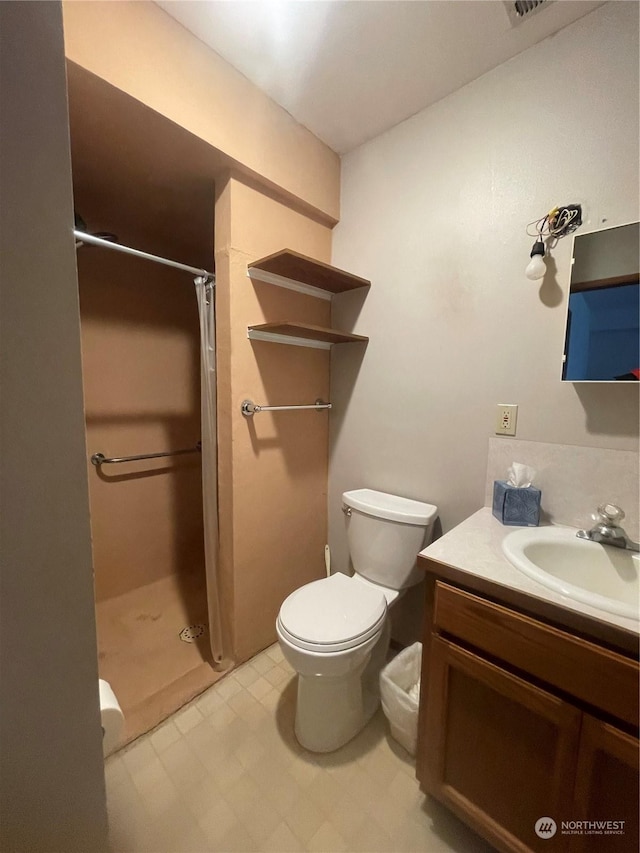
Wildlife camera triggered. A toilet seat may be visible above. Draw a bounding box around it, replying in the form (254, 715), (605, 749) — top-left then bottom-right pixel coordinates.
(278, 573), (387, 653)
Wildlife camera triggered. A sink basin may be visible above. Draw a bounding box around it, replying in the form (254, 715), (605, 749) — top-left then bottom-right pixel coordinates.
(502, 526), (639, 621)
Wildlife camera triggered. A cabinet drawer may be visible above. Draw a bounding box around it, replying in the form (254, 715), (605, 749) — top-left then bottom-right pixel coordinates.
(433, 582), (639, 727)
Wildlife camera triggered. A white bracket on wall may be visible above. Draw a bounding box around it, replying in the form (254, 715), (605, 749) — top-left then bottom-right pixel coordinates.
(247, 267), (332, 301)
(247, 328), (333, 349)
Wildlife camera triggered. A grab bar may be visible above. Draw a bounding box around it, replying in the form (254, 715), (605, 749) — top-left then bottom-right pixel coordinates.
(241, 399), (331, 417)
(91, 442), (201, 466)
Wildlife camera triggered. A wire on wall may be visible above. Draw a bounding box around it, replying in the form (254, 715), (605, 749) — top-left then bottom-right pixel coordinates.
(525, 204), (582, 280)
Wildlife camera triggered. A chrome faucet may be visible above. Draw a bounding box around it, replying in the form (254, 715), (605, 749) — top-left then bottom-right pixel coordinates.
(577, 504), (639, 552)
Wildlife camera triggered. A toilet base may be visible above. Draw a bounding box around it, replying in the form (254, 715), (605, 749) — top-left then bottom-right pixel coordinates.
(292, 621), (391, 753)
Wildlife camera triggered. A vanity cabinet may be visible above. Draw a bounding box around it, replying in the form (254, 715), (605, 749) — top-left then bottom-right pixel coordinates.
(572, 715), (639, 853)
(417, 576), (639, 853)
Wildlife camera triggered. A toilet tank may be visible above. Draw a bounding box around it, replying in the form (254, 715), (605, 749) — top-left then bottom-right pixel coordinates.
(342, 489), (438, 590)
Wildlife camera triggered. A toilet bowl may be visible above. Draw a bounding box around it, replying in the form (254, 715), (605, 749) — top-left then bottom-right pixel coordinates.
(277, 488), (438, 753)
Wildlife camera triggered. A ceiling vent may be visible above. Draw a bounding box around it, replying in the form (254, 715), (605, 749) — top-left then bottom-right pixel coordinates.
(504, 0), (553, 26)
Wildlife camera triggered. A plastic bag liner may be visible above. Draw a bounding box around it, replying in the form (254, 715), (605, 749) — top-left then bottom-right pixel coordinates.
(379, 642), (422, 756)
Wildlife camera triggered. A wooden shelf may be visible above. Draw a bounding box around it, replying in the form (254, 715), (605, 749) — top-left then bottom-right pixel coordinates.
(247, 322), (368, 350)
(571, 272), (639, 293)
(248, 250), (371, 300)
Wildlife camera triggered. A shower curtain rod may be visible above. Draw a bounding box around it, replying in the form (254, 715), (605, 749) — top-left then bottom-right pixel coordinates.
(74, 230), (215, 281)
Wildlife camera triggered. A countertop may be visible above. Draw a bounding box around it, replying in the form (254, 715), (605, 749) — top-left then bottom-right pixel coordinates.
(419, 507), (639, 651)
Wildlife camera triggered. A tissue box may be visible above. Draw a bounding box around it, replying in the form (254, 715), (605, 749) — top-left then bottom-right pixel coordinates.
(492, 481), (541, 527)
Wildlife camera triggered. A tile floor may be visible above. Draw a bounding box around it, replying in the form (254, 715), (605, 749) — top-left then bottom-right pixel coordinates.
(106, 644), (495, 853)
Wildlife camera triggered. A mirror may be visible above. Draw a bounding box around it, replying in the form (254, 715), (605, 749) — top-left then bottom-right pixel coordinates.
(562, 222), (639, 382)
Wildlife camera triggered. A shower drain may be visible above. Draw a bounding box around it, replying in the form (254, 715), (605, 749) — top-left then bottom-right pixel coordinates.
(179, 624), (207, 643)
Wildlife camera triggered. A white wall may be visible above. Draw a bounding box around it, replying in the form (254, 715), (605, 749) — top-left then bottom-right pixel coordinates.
(329, 2), (639, 580)
(0, 3), (108, 849)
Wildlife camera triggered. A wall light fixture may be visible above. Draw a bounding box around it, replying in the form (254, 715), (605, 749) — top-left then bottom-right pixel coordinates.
(525, 204), (582, 280)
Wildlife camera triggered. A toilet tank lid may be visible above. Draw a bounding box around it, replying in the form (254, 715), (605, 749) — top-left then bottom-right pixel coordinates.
(342, 489), (438, 525)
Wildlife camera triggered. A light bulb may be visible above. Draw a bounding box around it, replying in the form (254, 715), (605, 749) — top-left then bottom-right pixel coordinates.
(525, 239), (546, 280)
(525, 254), (546, 280)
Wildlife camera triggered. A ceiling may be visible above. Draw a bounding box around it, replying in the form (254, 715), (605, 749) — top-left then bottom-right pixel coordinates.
(156, 0), (604, 154)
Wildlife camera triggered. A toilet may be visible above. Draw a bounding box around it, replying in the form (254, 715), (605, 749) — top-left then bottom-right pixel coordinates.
(276, 488), (438, 753)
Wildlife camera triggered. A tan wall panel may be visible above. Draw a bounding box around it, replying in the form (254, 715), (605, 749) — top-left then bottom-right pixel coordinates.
(78, 250), (205, 601)
(212, 183), (236, 655)
(217, 176), (333, 662)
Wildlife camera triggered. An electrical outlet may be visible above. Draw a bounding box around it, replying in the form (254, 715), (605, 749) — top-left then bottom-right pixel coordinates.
(496, 404), (518, 436)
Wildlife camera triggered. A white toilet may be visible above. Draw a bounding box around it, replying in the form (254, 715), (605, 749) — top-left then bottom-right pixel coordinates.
(276, 488), (438, 753)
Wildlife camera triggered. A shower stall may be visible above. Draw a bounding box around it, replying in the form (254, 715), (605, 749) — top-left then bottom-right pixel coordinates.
(75, 224), (231, 747)
(64, 47), (244, 749)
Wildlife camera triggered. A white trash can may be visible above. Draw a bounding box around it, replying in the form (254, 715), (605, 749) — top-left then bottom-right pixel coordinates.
(379, 642), (422, 756)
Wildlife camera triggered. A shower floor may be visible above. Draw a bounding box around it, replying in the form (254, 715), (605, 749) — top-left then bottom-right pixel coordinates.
(95, 570), (226, 749)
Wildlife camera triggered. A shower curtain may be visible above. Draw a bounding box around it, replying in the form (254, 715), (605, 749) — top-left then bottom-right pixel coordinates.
(195, 277), (233, 670)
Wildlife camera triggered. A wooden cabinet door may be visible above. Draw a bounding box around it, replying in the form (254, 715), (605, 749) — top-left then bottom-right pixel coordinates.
(421, 637), (581, 853)
(570, 715), (639, 853)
